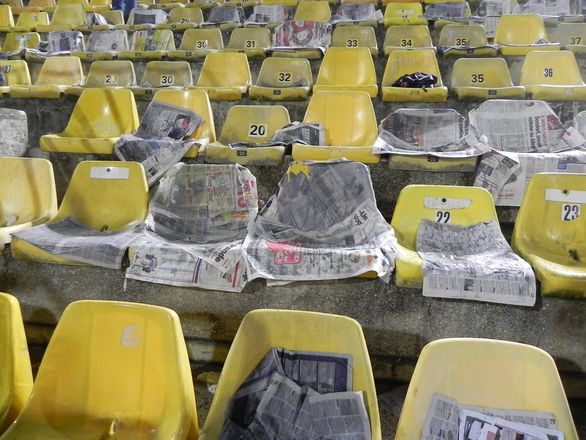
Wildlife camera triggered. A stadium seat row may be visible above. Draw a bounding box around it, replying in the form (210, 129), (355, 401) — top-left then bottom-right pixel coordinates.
(1, 156), (585, 296)
(0, 294), (580, 439)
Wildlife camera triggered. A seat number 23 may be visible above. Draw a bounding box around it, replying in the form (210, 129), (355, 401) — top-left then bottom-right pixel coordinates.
(562, 203), (580, 221)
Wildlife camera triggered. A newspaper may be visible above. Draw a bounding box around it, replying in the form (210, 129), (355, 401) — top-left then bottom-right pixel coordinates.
(475, 0), (516, 15)
(373, 109), (489, 158)
(126, 163), (258, 292)
(244, 5), (294, 26)
(574, 110), (586, 138)
(473, 150), (521, 198)
(205, 6), (245, 26)
(417, 220), (536, 306)
(12, 217), (144, 270)
(130, 29), (175, 51)
(130, 8), (168, 26)
(459, 410), (563, 440)
(421, 393), (460, 440)
(513, 0), (571, 16)
(423, 2), (470, 20)
(229, 122), (325, 149)
(86, 30), (129, 52)
(330, 4), (383, 24)
(86, 12), (109, 25)
(244, 160), (398, 282)
(272, 21), (332, 54)
(468, 100), (585, 153)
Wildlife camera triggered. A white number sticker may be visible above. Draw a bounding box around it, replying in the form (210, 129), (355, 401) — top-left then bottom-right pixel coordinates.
(248, 123), (267, 137)
(196, 40), (208, 49)
(104, 74), (118, 84)
(435, 211), (451, 223)
(562, 203), (580, 221)
(277, 72), (292, 82)
(160, 74), (175, 85)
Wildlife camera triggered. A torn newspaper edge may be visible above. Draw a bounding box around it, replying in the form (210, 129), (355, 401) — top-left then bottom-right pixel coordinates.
(330, 4), (383, 25)
(513, 0), (572, 16)
(417, 220), (536, 306)
(244, 160), (398, 282)
(272, 21), (332, 54)
(229, 122), (325, 149)
(244, 5), (295, 26)
(469, 100), (585, 153)
(373, 108), (490, 158)
(12, 217), (144, 270)
(126, 164), (258, 292)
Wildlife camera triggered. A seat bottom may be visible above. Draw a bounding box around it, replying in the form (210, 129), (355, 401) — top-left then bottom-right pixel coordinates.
(292, 144), (380, 164)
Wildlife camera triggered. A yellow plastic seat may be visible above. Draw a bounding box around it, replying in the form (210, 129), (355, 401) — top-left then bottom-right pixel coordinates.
(205, 105), (289, 165)
(438, 24), (498, 56)
(18, 0), (55, 13)
(37, 4), (86, 31)
(72, 29), (129, 61)
(331, 25), (378, 56)
(202, 5), (244, 31)
(451, 57), (525, 100)
(314, 47), (377, 97)
(426, 1), (471, 28)
(118, 29), (175, 60)
(0, 292), (33, 435)
(195, 52), (251, 100)
(186, 0), (221, 9)
(131, 61), (192, 99)
(395, 338), (579, 440)
(249, 56), (312, 101)
(261, 0), (298, 6)
(512, 173), (586, 298)
(149, 0), (189, 10)
(226, 27), (271, 58)
(553, 23), (586, 55)
(494, 14), (560, 55)
(383, 25), (434, 55)
(292, 90), (379, 163)
(157, 7), (203, 30)
(40, 89), (139, 154)
(77, 9), (124, 31)
(88, 0), (112, 12)
(13, 11), (49, 31)
(0, 60), (31, 94)
(0, 158), (57, 248)
(381, 48), (448, 102)
(0, 5), (15, 32)
(384, 3), (427, 26)
(64, 60), (136, 95)
(520, 50), (586, 101)
(115, 8), (167, 30)
(152, 89), (216, 157)
(390, 185), (498, 287)
(0, 300), (198, 440)
(166, 28), (223, 60)
(199, 309), (381, 440)
(0, 32), (41, 53)
(11, 161), (148, 265)
(9, 56), (83, 98)
(293, 0), (331, 21)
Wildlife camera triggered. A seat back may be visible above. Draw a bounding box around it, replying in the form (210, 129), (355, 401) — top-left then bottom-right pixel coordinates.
(520, 50), (585, 86)
(140, 61), (193, 87)
(332, 25), (377, 52)
(200, 309), (381, 440)
(179, 28), (223, 51)
(554, 23), (586, 48)
(384, 2), (424, 24)
(303, 90), (377, 146)
(49, 4), (86, 27)
(218, 105), (290, 144)
(451, 57), (515, 88)
(395, 338), (578, 440)
(317, 47), (376, 86)
(513, 173), (586, 265)
(4, 300), (198, 439)
(0, 5), (14, 27)
(59, 0), (89, 7)
(439, 24), (488, 48)
(168, 7), (203, 25)
(98, 9), (123, 24)
(196, 52), (251, 88)
(15, 11), (49, 28)
(293, 0), (331, 21)
(255, 56), (313, 88)
(84, 60), (137, 87)
(384, 25), (433, 51)
(86, 29), (129, 52)
(152, 89), (216, 142)
(0, 158), (57, 231)
(35, 56), (83, 86)
(54, 161), (147, 230)
(495, 14), (548, 45)
(0, 293), (33, 435)
(2, 32), (41, 51)
(391, 185), (498, 251)
(61, 89), (139, 140)
(382, 48), (443, 86)
(28, 0), (55, 8)
(227, 27), (271, 51)
(0, 60), (31, 86)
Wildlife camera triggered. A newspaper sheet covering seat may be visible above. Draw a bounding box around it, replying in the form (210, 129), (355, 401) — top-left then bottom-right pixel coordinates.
(395, 338), (579, 440)
(200, 309), (382, 440)
(494, 14), (560, 55)
(202, 6), (245, 30)
(512, 172), (586, 298)
(249, 56), (312, 101)
(65, 60), (136, 95)
(167, 28), (223, 60)
(0, 60), (31, 94)
(23, 30), (85, 61)
(12, 161), (148, 268)
(226, 27), (271, 58)
(331, 25), (378, 56)
(373, 108), (488, 171)
(72, 29), (128, 61)
(205, 104), (290, 165)
(148, 0), (190, 11)
(553, 23), (586, 54)
(244, 160), (398, 282)
(195, 52), (251, 100)
(0, 292), (33, 435)
(383, 3), (427, 26)
(37, 4), (86, 31)
(13, 11), (49, 31)
(422, 1), (471, 27)
(330, 4), (382, 26)
(131, 60), (193, 99)
(471, 99), (586, 206)
(512, 0), (572, 16)
(271, 20), (331, 59)
(126, 163), (258, 292)
(116, 7), (167, 30)
(118, 28), (175, 59)
(77, 9), (124, 31)
(243, 5), (294, 27)
(438, 24), (497, 56)
(158, 6), (203, 30)
(0, 32), (41, 55)
(451, 57), (525, 100)
(0, 158), (57, 247)
(383, 25), (434, 55)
